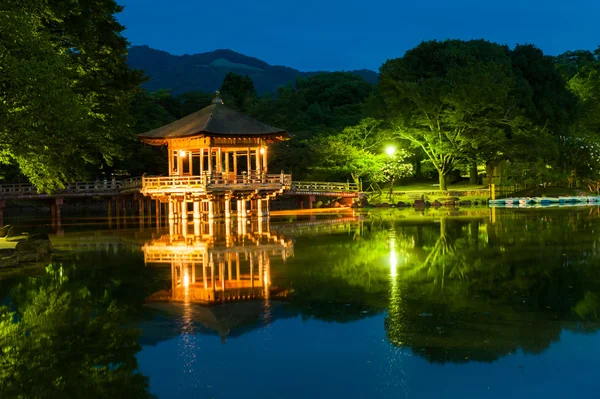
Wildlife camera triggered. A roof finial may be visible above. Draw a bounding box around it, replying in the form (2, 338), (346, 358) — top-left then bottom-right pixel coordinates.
(212, 91), (224, 105)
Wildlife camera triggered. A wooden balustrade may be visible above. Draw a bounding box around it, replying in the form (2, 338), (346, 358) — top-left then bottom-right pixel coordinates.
(0, 174), (360, 199)
(290, 181), (359, 193)
(140, 173), (292, 193)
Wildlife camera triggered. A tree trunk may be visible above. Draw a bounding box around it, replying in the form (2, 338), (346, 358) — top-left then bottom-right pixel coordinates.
(439, 172), (447, 191)
(469, 163), (478, 185)
(414, 160), (422, 179)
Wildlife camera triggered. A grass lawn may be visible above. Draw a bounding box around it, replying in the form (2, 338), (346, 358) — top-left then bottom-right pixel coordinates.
(367, 179), (489, 204)
(391, 180), (488, 192)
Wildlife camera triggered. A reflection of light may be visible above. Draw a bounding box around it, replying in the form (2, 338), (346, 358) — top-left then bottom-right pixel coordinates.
(260, 147), (266, 155)
(389, 234), (397, 277)
(183, 268), (190, 288)
(390, 251), (398, 277)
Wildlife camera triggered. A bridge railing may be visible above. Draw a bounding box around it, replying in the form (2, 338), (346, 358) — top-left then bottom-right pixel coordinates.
(0, 176), (360, 198)
(0, 180), (121, 197)
(141, 173), (292, 191)
(290, 181), (359, 193)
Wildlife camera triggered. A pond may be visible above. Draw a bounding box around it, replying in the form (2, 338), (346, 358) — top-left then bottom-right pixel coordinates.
(2, 207), (600, 398)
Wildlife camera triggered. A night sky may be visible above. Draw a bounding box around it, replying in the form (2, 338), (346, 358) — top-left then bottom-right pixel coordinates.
(117, 0), (599, 72)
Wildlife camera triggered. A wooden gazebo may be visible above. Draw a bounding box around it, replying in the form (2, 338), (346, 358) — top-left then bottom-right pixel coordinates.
(137, 98), (291, 220)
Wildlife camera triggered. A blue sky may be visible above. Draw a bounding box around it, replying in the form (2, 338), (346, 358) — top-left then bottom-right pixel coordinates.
(117, 0), (600, 71)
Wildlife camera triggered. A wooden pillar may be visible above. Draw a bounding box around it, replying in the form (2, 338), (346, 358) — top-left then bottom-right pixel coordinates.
(246, 147), (251, 176)
(200, 148), (204, 175)
(233, 151), (238, 179)
(194, 219), (201, 237)
(168, 200), (175, 220)
(227, 254), (232, 281)
(139, 199), (144, 217)
(155, 200), (160, 228)
(168, 147), (173, 175)
(217, 147), (222, 173)
(224, 150), (229, 174)
(177, 150), (183, 176)
(193, 201), (201, 220)
(208, 200), (215, 219)
(257, 198), (263, 217)
(236, 253), (240, 282)
(250, 253), (254, 288)
(264, 198), (270, 216)
(188, 151), (193, 175)
(181, 201), (188, 222)
(262, 148), (268, 173)
(255, 148), (261, 175)
(208, 147), (212, 174)
(202, 255), (208, 289)
(224, 198), (231, 218)
(107, 198), (112, 218)
(210, 254), (215, 291)
(240, 200), (247, 218)
(208, 219), (215, 237)
(309, 195), (316, 209)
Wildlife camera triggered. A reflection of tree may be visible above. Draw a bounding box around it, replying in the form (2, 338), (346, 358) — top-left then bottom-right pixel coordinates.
(385, 213), (600, 364)
(0, 253), (155, 398)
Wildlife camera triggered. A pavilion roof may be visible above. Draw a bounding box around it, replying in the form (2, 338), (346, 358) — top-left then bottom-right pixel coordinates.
(137, 103), (289, 142)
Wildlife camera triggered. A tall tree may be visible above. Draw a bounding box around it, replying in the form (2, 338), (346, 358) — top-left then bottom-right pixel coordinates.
(0, 0), (143, 191)
(220, 72), (257, 111)
(379, 40), (522, 190)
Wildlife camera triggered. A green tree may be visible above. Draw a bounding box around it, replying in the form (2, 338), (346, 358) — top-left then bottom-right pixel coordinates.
(308, 118), (412, 188)
(379, 40), (523, 190)
(220, 72), (257, 111)
(556, 47), (600, 185)
(0, 0), (143, 191)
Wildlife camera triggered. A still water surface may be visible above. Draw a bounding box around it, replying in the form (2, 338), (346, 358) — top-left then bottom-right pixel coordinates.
(2, 208), (600, 398)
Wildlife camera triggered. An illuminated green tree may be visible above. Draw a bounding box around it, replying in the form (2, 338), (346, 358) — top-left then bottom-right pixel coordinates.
(0, 0), (143, 191)
(380, 40), (529, 190)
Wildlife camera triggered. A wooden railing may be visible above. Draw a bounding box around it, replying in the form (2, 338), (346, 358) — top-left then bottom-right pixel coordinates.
(0, 175), (362, 198)
(290, 181), (359, 194)
(140, 173), (292, 192)
(0, 180), (122, 198)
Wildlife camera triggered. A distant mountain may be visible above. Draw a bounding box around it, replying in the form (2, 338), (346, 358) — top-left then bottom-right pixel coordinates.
(128, 45), (379, 95)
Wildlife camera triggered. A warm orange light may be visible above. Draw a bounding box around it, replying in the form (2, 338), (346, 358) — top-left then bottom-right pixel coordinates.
(183, 269), (190, 288)
(179, 150), (186, 157)
(260, 147), (266, 155)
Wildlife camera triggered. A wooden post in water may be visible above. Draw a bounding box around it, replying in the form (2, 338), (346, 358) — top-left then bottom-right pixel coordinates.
(139, 198), (145, 218)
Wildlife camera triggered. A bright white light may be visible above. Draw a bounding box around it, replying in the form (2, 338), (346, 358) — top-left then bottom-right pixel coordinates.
(179, 150), (186, 157)
(260, 147), (266, 155)
(386, 146), (396, 156)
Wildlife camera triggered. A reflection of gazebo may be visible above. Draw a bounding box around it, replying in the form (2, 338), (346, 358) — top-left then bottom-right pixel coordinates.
(143, 300), (287, 343)
(143, 223), (293, 304)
